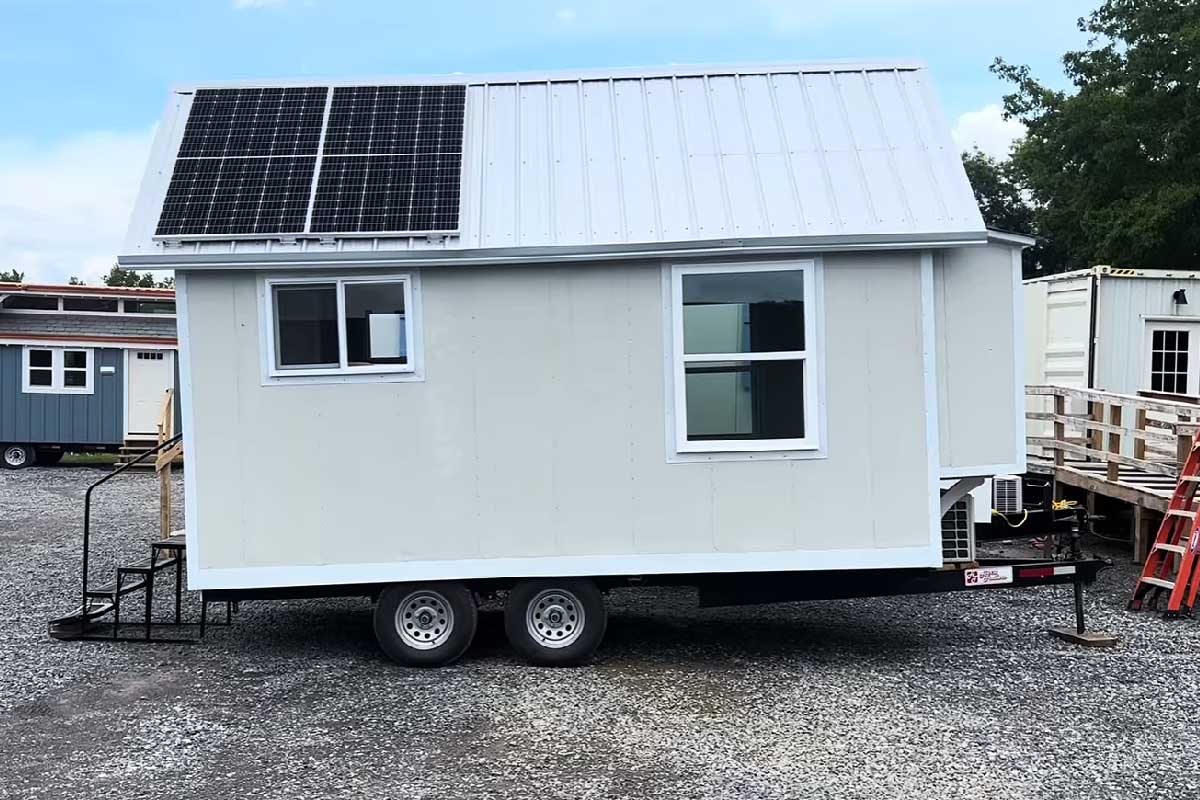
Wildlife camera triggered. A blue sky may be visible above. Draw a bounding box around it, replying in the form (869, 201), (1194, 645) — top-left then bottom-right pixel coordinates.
(0, 0), (1096, 283)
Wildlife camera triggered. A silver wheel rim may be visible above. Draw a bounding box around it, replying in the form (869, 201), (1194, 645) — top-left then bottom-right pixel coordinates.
(526, 588), (585, 649)
(3, 446), (26, 467)
(395, 590), (455, 650)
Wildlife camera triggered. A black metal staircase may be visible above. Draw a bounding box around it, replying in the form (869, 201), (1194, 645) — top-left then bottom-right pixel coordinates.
(48, 434), (230, 643)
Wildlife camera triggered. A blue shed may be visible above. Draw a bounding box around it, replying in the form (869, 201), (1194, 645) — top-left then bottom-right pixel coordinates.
(0, 282), (178, 468)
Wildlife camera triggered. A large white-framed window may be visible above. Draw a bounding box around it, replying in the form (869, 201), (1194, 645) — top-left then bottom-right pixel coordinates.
(21, 346), (95, 394)
(1144, 321), (1200, 397)
(262, 274), (419, 382)
(668, 260), (822, 454)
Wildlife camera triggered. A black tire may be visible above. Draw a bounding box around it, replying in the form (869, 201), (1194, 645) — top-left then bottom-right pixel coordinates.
(34, 449), (64, 466)
(1, 444), (34, 470)
(504, 578), (606, 666)
(373, 582), (477, 667)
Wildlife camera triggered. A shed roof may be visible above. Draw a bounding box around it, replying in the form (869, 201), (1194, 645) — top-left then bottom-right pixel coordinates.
(120, 60), (985, 269)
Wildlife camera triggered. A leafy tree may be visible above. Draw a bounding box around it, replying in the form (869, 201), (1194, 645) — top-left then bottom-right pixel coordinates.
(103, 265), (173, 289)
(994, 0), (1200, 272)
(68, 276), (85, 286)
(0, 269), (25, 283)
(961, 150), (1035, 235)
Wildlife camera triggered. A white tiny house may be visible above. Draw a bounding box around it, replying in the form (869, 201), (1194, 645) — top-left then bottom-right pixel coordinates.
(116, 62), (1030, 664)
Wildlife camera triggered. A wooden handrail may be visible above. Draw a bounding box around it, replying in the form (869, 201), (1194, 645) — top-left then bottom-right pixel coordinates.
(1026, 384), (1198, 478)
(156, 389), (179, 541)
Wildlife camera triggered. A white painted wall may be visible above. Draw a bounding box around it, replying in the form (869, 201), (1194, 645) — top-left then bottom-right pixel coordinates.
(178, 252), (942, 589)
(1093, 274), (1200, 397)
(934, 241), (1023, 474)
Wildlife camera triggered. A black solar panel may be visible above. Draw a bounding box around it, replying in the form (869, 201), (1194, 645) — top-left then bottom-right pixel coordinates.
(156, 156), (316, 236)
(177, 87), (327, 158)
(156, 83), (465, 237)
(311, 84), (465, 233)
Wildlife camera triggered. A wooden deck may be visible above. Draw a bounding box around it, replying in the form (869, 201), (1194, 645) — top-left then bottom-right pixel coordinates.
(1026, 385), (1200, 559)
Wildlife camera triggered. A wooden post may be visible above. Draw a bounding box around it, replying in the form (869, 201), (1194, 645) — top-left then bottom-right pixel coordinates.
(1134, 408), (1147, 461)
(1106, 404), (1122, 482)
(1053, 394), (1066, 468)
(1089, 401), (1105, 456)
(158, 389), (174, 542)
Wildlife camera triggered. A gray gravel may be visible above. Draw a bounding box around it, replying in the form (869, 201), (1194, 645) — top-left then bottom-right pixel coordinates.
(2, 466), (1199, 799)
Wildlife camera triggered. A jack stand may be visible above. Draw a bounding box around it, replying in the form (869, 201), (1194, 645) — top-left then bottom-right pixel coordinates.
(1048, 510), (1118, 648)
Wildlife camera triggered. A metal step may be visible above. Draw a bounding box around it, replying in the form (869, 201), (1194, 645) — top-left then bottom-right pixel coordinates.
(1166, 509), (1197, 519)
(1154, 543), (1188, 555)
(1140, 576), (1177, 590)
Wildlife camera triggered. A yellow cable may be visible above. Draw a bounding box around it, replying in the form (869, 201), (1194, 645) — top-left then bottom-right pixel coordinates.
(991, 508), (1031, 527)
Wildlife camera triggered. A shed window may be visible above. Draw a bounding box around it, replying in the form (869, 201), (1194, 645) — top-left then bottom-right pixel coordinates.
(63, 297), (119, 313)
(670, 262), (820, 453)
(3, 295), (59, 311)
(1148, 328), (1194, 395)
(266, 276), (415, 377)
(22, 347), (94, 394)
(124, 299), (176, 315)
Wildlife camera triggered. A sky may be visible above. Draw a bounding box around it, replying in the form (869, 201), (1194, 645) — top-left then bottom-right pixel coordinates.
(0, 0), (1096, 284)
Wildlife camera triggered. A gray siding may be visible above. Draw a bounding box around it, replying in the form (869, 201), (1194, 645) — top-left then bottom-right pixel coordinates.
(934, 242), (1023, 472)
(0, 346), (124, 445)
(181, 254), (939, 585)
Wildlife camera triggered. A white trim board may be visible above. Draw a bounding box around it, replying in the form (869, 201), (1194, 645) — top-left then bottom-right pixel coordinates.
(0, 338), (175, 350)
(189, 544), (944, 591)
(175, 273), (203, 589)
(920, 251), (945, 567)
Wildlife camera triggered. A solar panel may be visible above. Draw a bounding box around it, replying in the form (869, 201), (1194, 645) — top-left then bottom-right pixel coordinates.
(155, 83), (465, 237)
(156, 156), (317, 236)
(311, 84), (465, 234)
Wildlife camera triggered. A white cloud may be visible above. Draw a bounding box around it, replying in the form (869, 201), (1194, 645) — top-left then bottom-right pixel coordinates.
(952, 104), (1025, 160)
(233, 0), (287, 9)
(0, 128), (155, 284)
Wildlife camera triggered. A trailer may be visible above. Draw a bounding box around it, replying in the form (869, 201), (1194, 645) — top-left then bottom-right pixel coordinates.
(50, 60), (1111, 665)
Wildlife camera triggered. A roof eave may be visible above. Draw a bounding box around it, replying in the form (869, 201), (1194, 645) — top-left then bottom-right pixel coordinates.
(118, 231), (989, 271)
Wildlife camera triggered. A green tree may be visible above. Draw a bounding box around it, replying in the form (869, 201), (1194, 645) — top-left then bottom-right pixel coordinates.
(67, 276), (85, 286)
(0, 269), (25, 283)
(994, 0), (1200, 272)
(103, 265), (173, 289)
(961, 150), (1035, 235)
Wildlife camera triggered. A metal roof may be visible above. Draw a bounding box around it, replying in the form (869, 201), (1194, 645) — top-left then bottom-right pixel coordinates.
(120, 60), (985, 268)
(0, 282), (174, 298)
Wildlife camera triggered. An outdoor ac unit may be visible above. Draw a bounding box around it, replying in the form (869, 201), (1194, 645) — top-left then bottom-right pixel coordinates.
(941, 495), (975, 563)
(992, 476), (1023, 516)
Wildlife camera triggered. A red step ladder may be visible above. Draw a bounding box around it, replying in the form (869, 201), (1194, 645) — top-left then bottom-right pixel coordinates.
(1129, 432), (1200, 615)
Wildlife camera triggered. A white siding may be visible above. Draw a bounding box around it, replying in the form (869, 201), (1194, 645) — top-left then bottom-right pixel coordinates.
(935, 242), (1023, 473)
(179, 253), (939, 588)
(1093, 274), (1200, 396)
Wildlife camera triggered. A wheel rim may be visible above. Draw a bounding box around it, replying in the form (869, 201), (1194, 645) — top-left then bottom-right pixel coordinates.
(3, 446), (27, 467)
(525, 588), (585, 649)
(394, 590), (455, 650)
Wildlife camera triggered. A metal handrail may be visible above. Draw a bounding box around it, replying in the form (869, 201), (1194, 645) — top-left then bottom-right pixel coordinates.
(80, 433), (184, 611)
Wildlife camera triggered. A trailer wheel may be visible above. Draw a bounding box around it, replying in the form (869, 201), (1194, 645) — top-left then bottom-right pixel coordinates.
(504, 579), (606, 666)
(2, 444), (33, 470)
(373, 582), (477, 667)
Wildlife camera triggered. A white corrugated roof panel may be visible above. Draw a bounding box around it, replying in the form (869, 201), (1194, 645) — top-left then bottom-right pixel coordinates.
(120, 61), (985, 267)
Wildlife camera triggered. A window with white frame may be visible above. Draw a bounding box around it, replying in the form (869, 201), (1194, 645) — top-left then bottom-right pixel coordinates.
(670, 261), (820, 453)
(266, 276), (415, 377)
(22, 346), (94, 394)
(1146, 325), (1198, 396)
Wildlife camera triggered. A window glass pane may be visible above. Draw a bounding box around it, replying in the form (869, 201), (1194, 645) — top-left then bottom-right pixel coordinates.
(1153, 330), (1164, 349)
(63, 371), (87, 387)
(684, 359), (805, 441)
(125, 300), (176, 314)
(29, 349), (52, 368)
(274, 284), (339, 368)
(1180, 374), (1190, 395)
(63, 297), (118, 312)
(29, 369), (52, 386)
(3, 295), (58, 310)
(63, 350), (87, 369)
(344, 281), (407, 366)
(682, 270), (805, 354)
(1152, 373), (1164, 392)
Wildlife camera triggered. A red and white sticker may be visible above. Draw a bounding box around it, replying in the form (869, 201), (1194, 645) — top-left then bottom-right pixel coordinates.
(964, 566), (1014, 587)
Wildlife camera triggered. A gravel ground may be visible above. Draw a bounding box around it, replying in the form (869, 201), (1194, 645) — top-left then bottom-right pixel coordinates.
(2, 466), (1199, 800)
